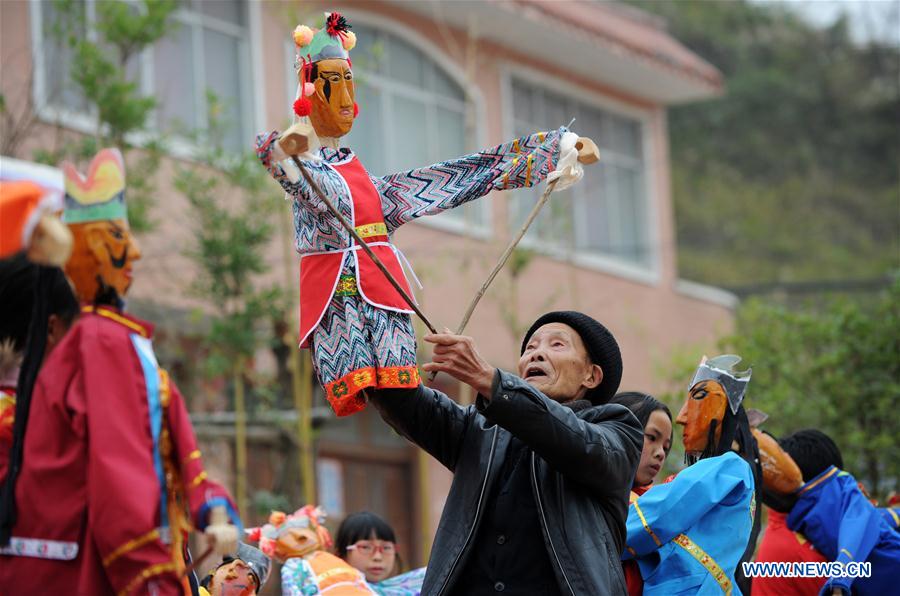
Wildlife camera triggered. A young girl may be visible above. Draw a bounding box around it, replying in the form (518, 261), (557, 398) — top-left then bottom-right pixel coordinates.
(612, 392), (673, 490)
(610, 392), (673, 596)
(334, 512), (425, 595)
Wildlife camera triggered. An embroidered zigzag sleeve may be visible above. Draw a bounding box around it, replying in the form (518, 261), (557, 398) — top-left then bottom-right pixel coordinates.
(374, 126), (566, 232)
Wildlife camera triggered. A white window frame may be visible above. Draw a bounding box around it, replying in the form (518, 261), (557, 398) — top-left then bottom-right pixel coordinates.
(280, 10), (492, 239)
(500, 62), (662, 286)
(28, 0), (263, 159)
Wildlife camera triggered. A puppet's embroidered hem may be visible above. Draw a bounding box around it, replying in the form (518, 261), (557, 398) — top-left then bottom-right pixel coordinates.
(326, 365), (420, 417)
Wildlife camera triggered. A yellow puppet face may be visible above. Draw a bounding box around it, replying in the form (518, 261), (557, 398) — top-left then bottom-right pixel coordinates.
(308, 58), (355, 138)
(65, 218), (141, 303)
(274, 526), (321, 561)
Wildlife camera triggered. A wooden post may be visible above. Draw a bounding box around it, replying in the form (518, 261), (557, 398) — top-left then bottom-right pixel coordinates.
(233, 360), (248, 517)
(292, 349), (316, 504)
(279, 193), (317, 504)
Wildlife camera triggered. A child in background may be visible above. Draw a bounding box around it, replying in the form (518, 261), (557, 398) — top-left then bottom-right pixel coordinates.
(610, 392), (673, 596)
(334, 512), (425, 596)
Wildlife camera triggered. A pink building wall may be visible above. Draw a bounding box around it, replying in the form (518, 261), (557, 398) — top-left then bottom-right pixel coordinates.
(1, 0), (735, 560)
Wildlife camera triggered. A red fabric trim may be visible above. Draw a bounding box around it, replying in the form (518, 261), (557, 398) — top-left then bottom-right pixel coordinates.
(325, 365), (420, 417)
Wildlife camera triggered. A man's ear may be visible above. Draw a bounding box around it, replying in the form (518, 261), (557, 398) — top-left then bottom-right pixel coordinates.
(583, 364), (603, 390)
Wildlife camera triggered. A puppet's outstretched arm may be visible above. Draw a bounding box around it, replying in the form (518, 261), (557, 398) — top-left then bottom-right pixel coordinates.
(375, 126), (572, 231)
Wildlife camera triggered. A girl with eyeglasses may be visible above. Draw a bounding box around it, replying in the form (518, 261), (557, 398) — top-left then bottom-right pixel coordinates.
(334, 511), (425, 595)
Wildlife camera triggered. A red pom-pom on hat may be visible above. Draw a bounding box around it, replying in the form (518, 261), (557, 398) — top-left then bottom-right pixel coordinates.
(293, 97), (312, 117)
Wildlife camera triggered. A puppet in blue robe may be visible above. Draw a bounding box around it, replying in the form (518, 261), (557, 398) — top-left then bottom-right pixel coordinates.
(787, 466), (900, 595)
(623, 355), (759, 595)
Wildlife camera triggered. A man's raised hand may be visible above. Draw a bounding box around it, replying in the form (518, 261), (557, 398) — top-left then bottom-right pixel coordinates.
(422, 328), (495, 398)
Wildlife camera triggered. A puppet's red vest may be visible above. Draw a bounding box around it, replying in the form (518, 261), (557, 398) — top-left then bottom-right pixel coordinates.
(298, 157), (413, 347)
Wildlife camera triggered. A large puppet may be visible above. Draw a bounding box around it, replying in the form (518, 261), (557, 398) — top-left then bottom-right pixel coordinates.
(623, 355), (758, 595)
(0, 149), (240, 595)
(256, 12), (594, 416)
(250, 506), (374, 595)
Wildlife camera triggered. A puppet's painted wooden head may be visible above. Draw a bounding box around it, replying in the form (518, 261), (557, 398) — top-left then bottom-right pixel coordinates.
(249, 505), (332, 564)
(61, 149), (141, 305)
(677, 355), (751, 462)
(292, 13), (357, 139)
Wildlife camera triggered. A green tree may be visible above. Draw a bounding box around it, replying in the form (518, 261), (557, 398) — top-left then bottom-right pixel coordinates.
(30, 0), (179, 231)
(720, 281), (900, 497)
(175, 93), (284, 514)
(629, 0), (900, 287)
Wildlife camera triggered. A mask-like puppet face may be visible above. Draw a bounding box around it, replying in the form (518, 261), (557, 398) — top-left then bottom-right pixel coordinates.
(65, 218), (141, 303)
(274, 526), (321, 561)
(208, 560), (259, 596)
(676, 379), (727, 459)
(308, 58), (355, 138)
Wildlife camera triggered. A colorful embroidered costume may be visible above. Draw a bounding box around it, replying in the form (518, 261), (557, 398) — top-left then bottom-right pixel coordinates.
(787, 466), (900, 595)
(256, 130), (566, 415)
(623, 451), (755, 595)
(0, 307), (240, 594)
(369, 566), (426, 596)
(281, 551), (375, 596)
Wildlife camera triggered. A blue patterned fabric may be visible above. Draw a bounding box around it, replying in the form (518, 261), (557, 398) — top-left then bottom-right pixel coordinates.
(787, 467), (900, 595)
(280, 557), (320, 596)
(370, 567), (426, 595)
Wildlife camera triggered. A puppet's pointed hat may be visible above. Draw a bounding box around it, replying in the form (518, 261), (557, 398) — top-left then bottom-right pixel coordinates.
(61, 148), (127, 224)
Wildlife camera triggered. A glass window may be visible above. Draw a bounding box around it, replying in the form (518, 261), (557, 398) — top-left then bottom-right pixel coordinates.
(336, 24), (484, 230)
(509, 78), (653, 269)
(34, 0), (254, 153)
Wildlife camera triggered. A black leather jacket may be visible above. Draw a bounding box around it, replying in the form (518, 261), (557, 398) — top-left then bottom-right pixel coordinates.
(371, 369), (643, 595)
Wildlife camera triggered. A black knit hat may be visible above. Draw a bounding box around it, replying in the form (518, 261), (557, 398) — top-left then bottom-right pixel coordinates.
(521, 311), (623, 405)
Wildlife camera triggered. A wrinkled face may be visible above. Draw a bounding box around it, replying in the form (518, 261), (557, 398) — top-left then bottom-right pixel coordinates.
(634, 409), (672, 487)
(65, 219), (141, 303)
(308, 58), (355, 138)
(345, 533), (397, 584)
(518, 323), (601, 403)
(274, 526), (320, 560)
(676, 379), (727, 457)
(208, 560), (259, 596)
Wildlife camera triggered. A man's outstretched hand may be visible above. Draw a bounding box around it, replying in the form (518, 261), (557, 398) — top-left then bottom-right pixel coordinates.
(423, 329), (495, 398)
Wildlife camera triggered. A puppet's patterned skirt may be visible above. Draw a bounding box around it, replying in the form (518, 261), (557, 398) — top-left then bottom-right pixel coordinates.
(309, 287), (419, 416)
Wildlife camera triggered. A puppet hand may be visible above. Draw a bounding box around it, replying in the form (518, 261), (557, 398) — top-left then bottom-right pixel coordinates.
(205, 505), (238, 557)
(547, 131), (584, 191)
(575, 136), (600, 164)
(279, 122), (314, 156)
(423, 329), (495, 397)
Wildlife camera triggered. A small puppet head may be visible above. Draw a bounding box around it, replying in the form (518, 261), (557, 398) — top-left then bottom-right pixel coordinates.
(61, 149), (141, 305)
(203, 542), (271, 596)
(248, 505), (332, 564)
(676, 355), (751, 463)
(292, 13), (357, 138)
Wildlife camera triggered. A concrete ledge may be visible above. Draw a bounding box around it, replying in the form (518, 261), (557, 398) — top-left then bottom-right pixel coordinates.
(675, 279), (740, 310)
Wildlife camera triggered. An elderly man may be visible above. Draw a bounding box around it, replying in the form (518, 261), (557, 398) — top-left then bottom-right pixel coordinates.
(370, 310), (642, 595)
